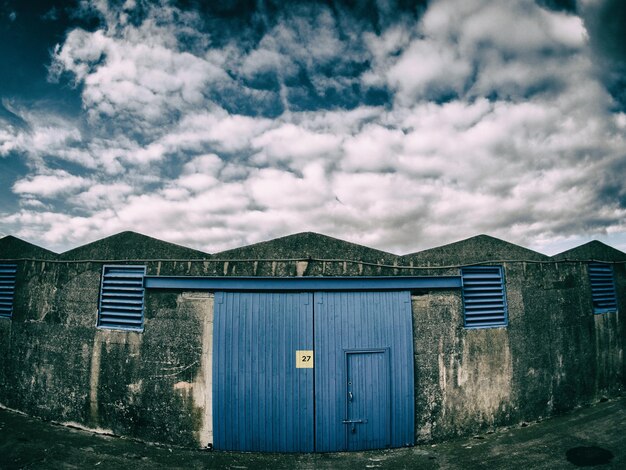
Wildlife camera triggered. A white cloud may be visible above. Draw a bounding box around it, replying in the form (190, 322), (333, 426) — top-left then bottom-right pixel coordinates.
(176, 173), (219, 193)
(540, 9), (587, 48)
(0, 108), (95, 169)
(269, 5), (347, 67)
(50, 7), (228, 131)
(423, 0), (584, 54)
(387, 38), (472, 103)
(181, 154), (223, 175)
(251, 124), (343, 168)
(240, 47), (295, 81)
(67, 182), (134, 210)
(246, 164), (331, 210)
(342, 124), (404, 172)
(13, 171), (91, 198)
(160, 112), (272, 153)
(0, 129), (19, 156)
(3, 0), (626, 257)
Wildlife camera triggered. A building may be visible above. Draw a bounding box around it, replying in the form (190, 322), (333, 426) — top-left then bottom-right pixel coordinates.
(0, 231), (624, 452)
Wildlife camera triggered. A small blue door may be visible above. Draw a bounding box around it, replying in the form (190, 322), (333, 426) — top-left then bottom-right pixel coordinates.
(345, 349), (391, 450)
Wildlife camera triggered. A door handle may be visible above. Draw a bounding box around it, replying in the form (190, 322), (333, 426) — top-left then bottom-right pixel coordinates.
(348, 391), (353, 402)
(343, 418), (368, 433)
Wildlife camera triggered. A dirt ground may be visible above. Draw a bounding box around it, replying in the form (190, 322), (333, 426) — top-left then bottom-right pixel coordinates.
(1, 396), (625, 469)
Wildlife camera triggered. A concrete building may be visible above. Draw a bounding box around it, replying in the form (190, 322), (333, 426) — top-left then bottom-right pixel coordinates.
(0, 231), (623, 452)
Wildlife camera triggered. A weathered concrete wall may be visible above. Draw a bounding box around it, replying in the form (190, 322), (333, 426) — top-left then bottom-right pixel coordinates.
(413, 290), (515, 442)
(554, 241), (626, 395)
(402, 234), (551, 266)
(617, 263), (626, 390)
(0, 259), (215, 447)
(412, 260), (624, 443)
(138, 290), (214, 447)
(1, 261), (100, 426)
(59, 231), (210, 261)
(0, 232), (624, 449)
(0, 236), (57, 260)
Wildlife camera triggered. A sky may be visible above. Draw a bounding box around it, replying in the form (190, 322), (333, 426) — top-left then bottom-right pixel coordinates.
(0, 0), (625, 256)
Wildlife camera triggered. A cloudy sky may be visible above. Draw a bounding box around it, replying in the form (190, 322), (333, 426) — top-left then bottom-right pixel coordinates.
(1, 0), (625, 255)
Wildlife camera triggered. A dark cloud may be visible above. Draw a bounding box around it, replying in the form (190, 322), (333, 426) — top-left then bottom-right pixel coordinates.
(168, 0), (427, 114)
(363, 86), (392, 106)
(179, 0), (427, 38)
(0, 152), (30, 215)
(580, 0), (626, 109)
(536, 0), (577, 14)
(2, 0), (626, 254)
(0, 0), (83, 113)
(582, 0), (626, 62)
(598, 155), (626, 209)
(0, 101), (30, 131)
(214, 85), (285, 118)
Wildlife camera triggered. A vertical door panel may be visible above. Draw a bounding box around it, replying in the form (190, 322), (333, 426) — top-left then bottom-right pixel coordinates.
(315, 291), (414, 452)
(213, 292), (314, 452)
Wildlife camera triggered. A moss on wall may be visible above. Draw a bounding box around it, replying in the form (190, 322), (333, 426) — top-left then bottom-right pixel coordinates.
(0, 259), (208, 447)
(412, 258), (624, 443)
(0, 231), (624, 448)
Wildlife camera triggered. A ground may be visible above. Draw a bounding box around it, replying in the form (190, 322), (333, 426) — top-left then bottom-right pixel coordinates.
(0, 397), (624, 469)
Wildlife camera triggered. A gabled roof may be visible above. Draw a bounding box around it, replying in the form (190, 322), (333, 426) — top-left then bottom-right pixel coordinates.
(59, 231), (210, 260)
(0, 235), (57, 260)
(214, 232), (397, 263)
(552, 240), (626, 262)
(401, 234), (550, 266)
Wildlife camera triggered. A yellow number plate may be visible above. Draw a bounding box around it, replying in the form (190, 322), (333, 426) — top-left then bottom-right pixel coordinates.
(296, 350), (314, 368)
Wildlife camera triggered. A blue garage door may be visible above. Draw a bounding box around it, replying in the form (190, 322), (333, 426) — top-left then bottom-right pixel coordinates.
(213, 292), (314, 452)
(314, 291), (415, 451)
(213, 290), (414, 452)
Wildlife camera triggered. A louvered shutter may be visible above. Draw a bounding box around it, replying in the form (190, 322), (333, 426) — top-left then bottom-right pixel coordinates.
(98, 265), (146, 330)
(461, 266), (508, 328)
(588, 262), (618, 314)
(0, 264), (17, 318)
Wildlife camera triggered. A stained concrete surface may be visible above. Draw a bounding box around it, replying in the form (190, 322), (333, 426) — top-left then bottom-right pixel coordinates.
(3, 233), (624, 447)
(1, 396), (624, 469)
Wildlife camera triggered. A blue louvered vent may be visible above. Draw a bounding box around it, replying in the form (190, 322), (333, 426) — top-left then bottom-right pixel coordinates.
(0, 264), (17, 318)
(98, 265), (146, 331)
(461, 266), (508, 328)
(589, 262), (618, 314)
